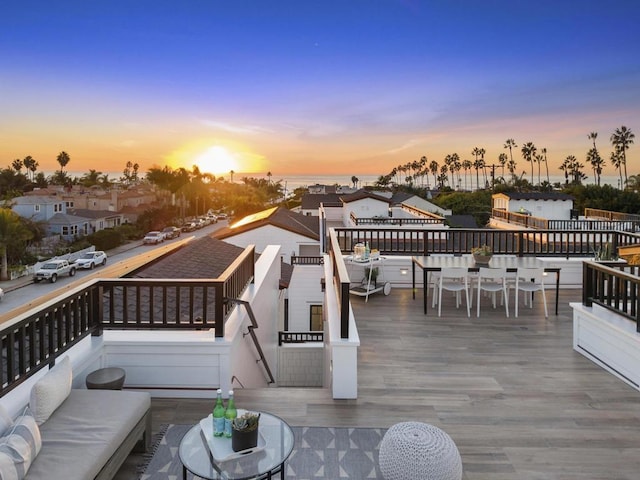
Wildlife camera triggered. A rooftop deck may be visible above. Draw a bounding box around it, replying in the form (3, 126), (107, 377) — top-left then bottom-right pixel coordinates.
(117, 287), (640, 479)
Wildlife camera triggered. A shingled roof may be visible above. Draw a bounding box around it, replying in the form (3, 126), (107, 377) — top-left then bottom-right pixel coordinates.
(340, 190), (392, 204)
(133, 236), (245, 279)
(499, 192), (574, 201)
(214, 207), (319, 241)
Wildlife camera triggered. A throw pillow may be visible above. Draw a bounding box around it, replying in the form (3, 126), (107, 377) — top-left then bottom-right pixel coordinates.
(0, 407), (42, 480)
(0, 407), (12, 438)
(29, 356), (72, 425)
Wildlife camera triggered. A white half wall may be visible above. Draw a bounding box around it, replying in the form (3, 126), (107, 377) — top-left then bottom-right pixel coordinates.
(572, 301), (640, 391)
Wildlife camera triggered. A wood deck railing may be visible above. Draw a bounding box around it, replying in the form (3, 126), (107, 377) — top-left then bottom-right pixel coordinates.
(583, 261), (640, 330)
(333, 227), (640, 257)
(0, 246), (255, 397)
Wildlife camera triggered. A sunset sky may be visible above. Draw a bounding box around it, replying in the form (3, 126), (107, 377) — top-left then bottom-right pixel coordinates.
(1, 1), (638, 179)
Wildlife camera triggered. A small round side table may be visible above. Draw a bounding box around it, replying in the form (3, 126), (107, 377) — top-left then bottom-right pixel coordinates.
(85, 367), (126, 390)
(378, 422), (462, 480)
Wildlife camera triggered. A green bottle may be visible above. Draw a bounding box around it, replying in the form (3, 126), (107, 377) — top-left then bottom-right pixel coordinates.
(213, 389), (225, 437)
(224, 390), (237, 438)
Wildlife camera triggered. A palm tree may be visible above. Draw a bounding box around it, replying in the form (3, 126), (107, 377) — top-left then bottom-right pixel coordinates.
(56, 151), (71, 175)
(521, 142), (536, 185)
(479, 148), (487, 187)
(559, 157), (571, 186)
(81, 169), (102, 187)
(610, 150), (623, 188)
(498, 153), (507, 180)
(0, 209), (33, 281)
(267, 171), (272, 185)
(585, 132), (601, 186)
(610, 126), (634, 187)
(504, 139), (517, 167)
(429, 160), (439, 189)
(11, 159), (22, 172)
(541, 147), (550, 185)
(229, 170), (235, 183)
(462, 159), (472, 190)
(351, 175), (358, 189)
(534, 153), (543, 186)
(587, 148), (603, 186)
(471, 147), (481, 190)
(23, 156), (37, 181)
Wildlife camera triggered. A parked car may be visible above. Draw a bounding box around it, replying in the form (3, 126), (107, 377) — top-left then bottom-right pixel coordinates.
(206, 213), (218, 223)
(216, 212), (228, 220)
(34, 260), (77, 283)
(162, 226), (181, 239)
(181, 222), (198, 232)
(143, 231), (165, 244)
(75, 251), (108, 269)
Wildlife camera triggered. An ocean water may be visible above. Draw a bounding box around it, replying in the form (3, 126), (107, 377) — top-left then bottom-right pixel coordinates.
(245, 173), (625, 193)
(64, 170), (626, 193)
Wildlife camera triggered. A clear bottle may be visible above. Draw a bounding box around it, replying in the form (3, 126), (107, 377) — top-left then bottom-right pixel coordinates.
(213, 389), (225, 437)
(223, 390), (237, 438)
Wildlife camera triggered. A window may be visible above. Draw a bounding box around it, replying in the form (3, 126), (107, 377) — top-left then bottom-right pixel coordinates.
(65, 201), (74, 208)
(54, 203), (62, 212)
(34, 204), (40, 212)
(309, 305), (323, 331)
(62, 226), (69, 235)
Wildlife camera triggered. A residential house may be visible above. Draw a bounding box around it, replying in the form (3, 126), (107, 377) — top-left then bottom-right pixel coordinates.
(492, 192), (574, 220)
(67, 208), (125, 233)
(213, 207), (321, 262)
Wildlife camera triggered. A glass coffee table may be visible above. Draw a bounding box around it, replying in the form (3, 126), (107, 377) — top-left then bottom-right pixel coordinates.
(179, 411), (294, 479)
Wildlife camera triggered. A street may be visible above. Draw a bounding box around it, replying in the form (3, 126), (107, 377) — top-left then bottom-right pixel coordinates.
(0, 220), (227, 320)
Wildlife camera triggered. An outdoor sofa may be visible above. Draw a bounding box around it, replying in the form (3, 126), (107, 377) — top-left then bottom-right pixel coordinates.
(0, 356), (151, 480)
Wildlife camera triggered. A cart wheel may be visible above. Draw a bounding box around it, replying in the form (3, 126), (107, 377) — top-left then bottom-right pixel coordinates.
(383, 282), (392, 295)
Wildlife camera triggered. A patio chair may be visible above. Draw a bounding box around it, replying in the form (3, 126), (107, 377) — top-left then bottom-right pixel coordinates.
(476, 267), (509, 317)
(436, 267), (471, 317)
(514, 267), (548, 318)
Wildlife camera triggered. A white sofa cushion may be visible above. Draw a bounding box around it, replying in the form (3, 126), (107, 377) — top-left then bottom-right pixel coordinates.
(0, 407), (42, 480)
(28, 357), (72, 426)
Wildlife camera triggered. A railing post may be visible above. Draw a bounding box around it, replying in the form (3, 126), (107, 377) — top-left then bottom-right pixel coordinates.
(583, 262), (593, 307)
(214, 281), (224, 337)
(92, 283), (104, 336)
(340, 281), (350, 339)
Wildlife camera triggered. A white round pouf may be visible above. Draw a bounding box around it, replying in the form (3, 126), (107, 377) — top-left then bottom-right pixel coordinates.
(379, 422), (462, 480)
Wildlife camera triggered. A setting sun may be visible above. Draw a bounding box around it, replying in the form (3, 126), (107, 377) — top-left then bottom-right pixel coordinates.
(194, 146), (240, 176)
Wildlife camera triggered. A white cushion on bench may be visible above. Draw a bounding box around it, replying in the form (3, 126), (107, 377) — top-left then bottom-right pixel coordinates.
(0, 407), (41, 480)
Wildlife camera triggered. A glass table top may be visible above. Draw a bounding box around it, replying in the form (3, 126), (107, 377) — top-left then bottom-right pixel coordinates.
(179, 411), (294, 480)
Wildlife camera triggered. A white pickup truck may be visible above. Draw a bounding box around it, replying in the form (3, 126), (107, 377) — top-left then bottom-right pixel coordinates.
(33, 259), (77, 283)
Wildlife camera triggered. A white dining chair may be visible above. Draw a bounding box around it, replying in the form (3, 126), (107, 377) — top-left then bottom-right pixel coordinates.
(476, 267), (509, 317)
(514, 267), (548, 318)
(436, 267), (471, 317)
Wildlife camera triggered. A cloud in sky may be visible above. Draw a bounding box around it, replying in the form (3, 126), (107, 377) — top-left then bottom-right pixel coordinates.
(0, 1), (638, 176)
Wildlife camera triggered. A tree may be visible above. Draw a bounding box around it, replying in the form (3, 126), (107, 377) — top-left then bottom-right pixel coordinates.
(230, 170), (235, 183)
(429, 160), (439, 189)
(587, 132), (602, 186)
(11, 159), (22, 172)
(0, 209), (33, 281)
(521, 142), (537, 185)
(81, 169), (102, 187)
(56, 151), (71, 174)
(23, 156), (37, 181)
(462, 159), (472, 191)
(610, 150), (624, 188)
(541, 147), (550, 185)
(351, 175), (359, 189)
(610, 126), (634, 187)
(267, 171), (273, 185)
(504, 139), (517, 171)
(471, 147), (481, 190)
(498, 153), (507, 181)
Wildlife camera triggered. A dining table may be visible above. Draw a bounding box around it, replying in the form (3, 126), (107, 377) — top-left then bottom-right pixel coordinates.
(411, 255), (561, 315)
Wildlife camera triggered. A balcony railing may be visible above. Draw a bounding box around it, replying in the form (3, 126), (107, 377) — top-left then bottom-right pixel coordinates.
(278, 331), (323, 346)
(333, 227), (640, 257)
(0, 246), (255, 397)
(493, 208), (640, 232)
(583, 261), (640, 330)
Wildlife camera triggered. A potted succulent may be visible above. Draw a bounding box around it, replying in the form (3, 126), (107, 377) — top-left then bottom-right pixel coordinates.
(231, 411), (260, 452)
(471, 245), (493, 265)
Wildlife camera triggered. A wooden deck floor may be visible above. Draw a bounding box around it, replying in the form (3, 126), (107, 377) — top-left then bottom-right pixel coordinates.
(117, 288), (640, 479)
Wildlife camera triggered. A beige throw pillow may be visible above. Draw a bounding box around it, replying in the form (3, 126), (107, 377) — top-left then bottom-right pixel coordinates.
(29, 356), (72, 426)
